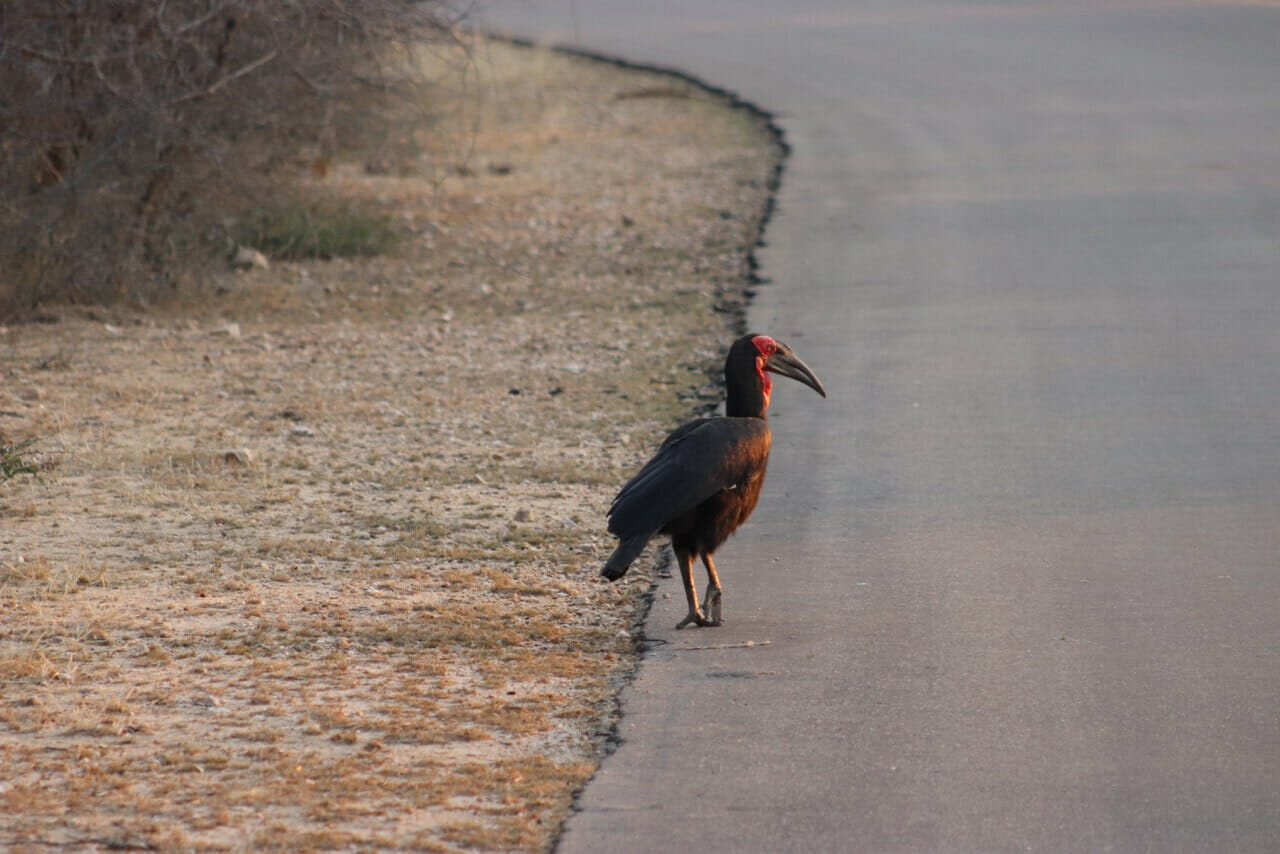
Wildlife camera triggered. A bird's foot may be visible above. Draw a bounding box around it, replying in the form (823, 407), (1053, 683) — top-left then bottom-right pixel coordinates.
(675, 608), (717, 629)
(704, 587), (722, 626)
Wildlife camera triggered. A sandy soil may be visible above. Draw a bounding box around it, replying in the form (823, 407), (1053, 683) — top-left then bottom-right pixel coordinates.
(0, 40), (780, 852)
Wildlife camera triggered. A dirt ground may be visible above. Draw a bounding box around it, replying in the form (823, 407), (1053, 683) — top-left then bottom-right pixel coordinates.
(0, 40), (780, 851)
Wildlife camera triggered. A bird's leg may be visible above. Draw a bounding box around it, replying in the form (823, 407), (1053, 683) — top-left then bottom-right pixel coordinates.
(674, 547), (713, 629)
(701, 552), (723, 626)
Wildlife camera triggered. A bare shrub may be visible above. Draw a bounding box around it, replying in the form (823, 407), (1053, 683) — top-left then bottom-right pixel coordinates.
(0, 0), (463, 320)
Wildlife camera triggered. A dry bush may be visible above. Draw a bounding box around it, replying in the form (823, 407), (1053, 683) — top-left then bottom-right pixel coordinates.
(0, 0), (464, 320)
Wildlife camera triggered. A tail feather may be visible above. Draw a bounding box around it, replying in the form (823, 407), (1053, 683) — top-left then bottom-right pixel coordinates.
(601, 534), (650, 581)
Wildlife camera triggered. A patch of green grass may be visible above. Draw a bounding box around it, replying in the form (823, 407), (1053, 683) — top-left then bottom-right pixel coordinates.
(1, 437), (39, 485)
(235, 199), (401, 260)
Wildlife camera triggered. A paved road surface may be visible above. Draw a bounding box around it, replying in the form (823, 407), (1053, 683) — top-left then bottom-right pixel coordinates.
(481, 2), (1280, 850)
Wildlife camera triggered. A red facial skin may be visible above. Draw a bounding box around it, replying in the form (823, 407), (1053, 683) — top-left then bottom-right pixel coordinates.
(751, 335), (778, 411)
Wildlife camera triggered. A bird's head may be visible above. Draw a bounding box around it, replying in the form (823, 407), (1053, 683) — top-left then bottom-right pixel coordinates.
(726, 334), (826, 417)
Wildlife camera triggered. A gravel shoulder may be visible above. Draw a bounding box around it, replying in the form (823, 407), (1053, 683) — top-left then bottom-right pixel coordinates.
(0, 40), (780, 852)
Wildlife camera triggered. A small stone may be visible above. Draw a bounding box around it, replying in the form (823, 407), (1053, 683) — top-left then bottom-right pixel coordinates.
(290, 425), (314, 438)
(223, 448), (254, 466)
(232, 246), (270, 271)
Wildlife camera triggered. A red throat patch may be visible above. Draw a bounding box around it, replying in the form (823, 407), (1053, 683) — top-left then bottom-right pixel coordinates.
(751, 336), (777, 412)
(756, 359), (772, 411)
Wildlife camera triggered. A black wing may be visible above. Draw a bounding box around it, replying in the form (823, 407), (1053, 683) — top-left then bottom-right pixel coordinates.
(607, 416), (771, 539)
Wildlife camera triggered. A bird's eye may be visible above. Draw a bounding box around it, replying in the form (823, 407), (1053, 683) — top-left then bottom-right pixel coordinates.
(751, 335), (777, 357)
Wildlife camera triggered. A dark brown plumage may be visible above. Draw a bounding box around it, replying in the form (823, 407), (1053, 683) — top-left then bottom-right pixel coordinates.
(601, 334), (826, 628)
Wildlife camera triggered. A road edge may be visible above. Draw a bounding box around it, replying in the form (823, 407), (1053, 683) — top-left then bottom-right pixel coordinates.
(483, 33), (793, 853)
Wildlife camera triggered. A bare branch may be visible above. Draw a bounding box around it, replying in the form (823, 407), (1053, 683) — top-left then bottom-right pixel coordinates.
(18, 44), (95, 66)
(160, 1), (235, 40)
(168, 49), (278, 104)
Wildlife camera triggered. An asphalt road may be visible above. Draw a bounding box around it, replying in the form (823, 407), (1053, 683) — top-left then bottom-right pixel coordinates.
(481, 2), (1280, 850)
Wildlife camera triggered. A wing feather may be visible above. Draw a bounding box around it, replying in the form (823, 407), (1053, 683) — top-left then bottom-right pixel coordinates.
(607, 417), (770, 539)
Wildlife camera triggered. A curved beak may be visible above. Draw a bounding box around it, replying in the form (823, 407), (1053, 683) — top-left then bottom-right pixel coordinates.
(766, 342), (827, 398)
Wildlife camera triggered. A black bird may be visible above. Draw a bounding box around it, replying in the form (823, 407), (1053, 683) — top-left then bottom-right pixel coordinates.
(601, 334), (826, 628)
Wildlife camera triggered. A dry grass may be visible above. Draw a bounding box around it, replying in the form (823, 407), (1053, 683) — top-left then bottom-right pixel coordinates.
(0, 38), (780, 851)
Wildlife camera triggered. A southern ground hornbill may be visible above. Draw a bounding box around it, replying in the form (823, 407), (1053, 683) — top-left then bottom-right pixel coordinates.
(601, 334), (826, 628)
